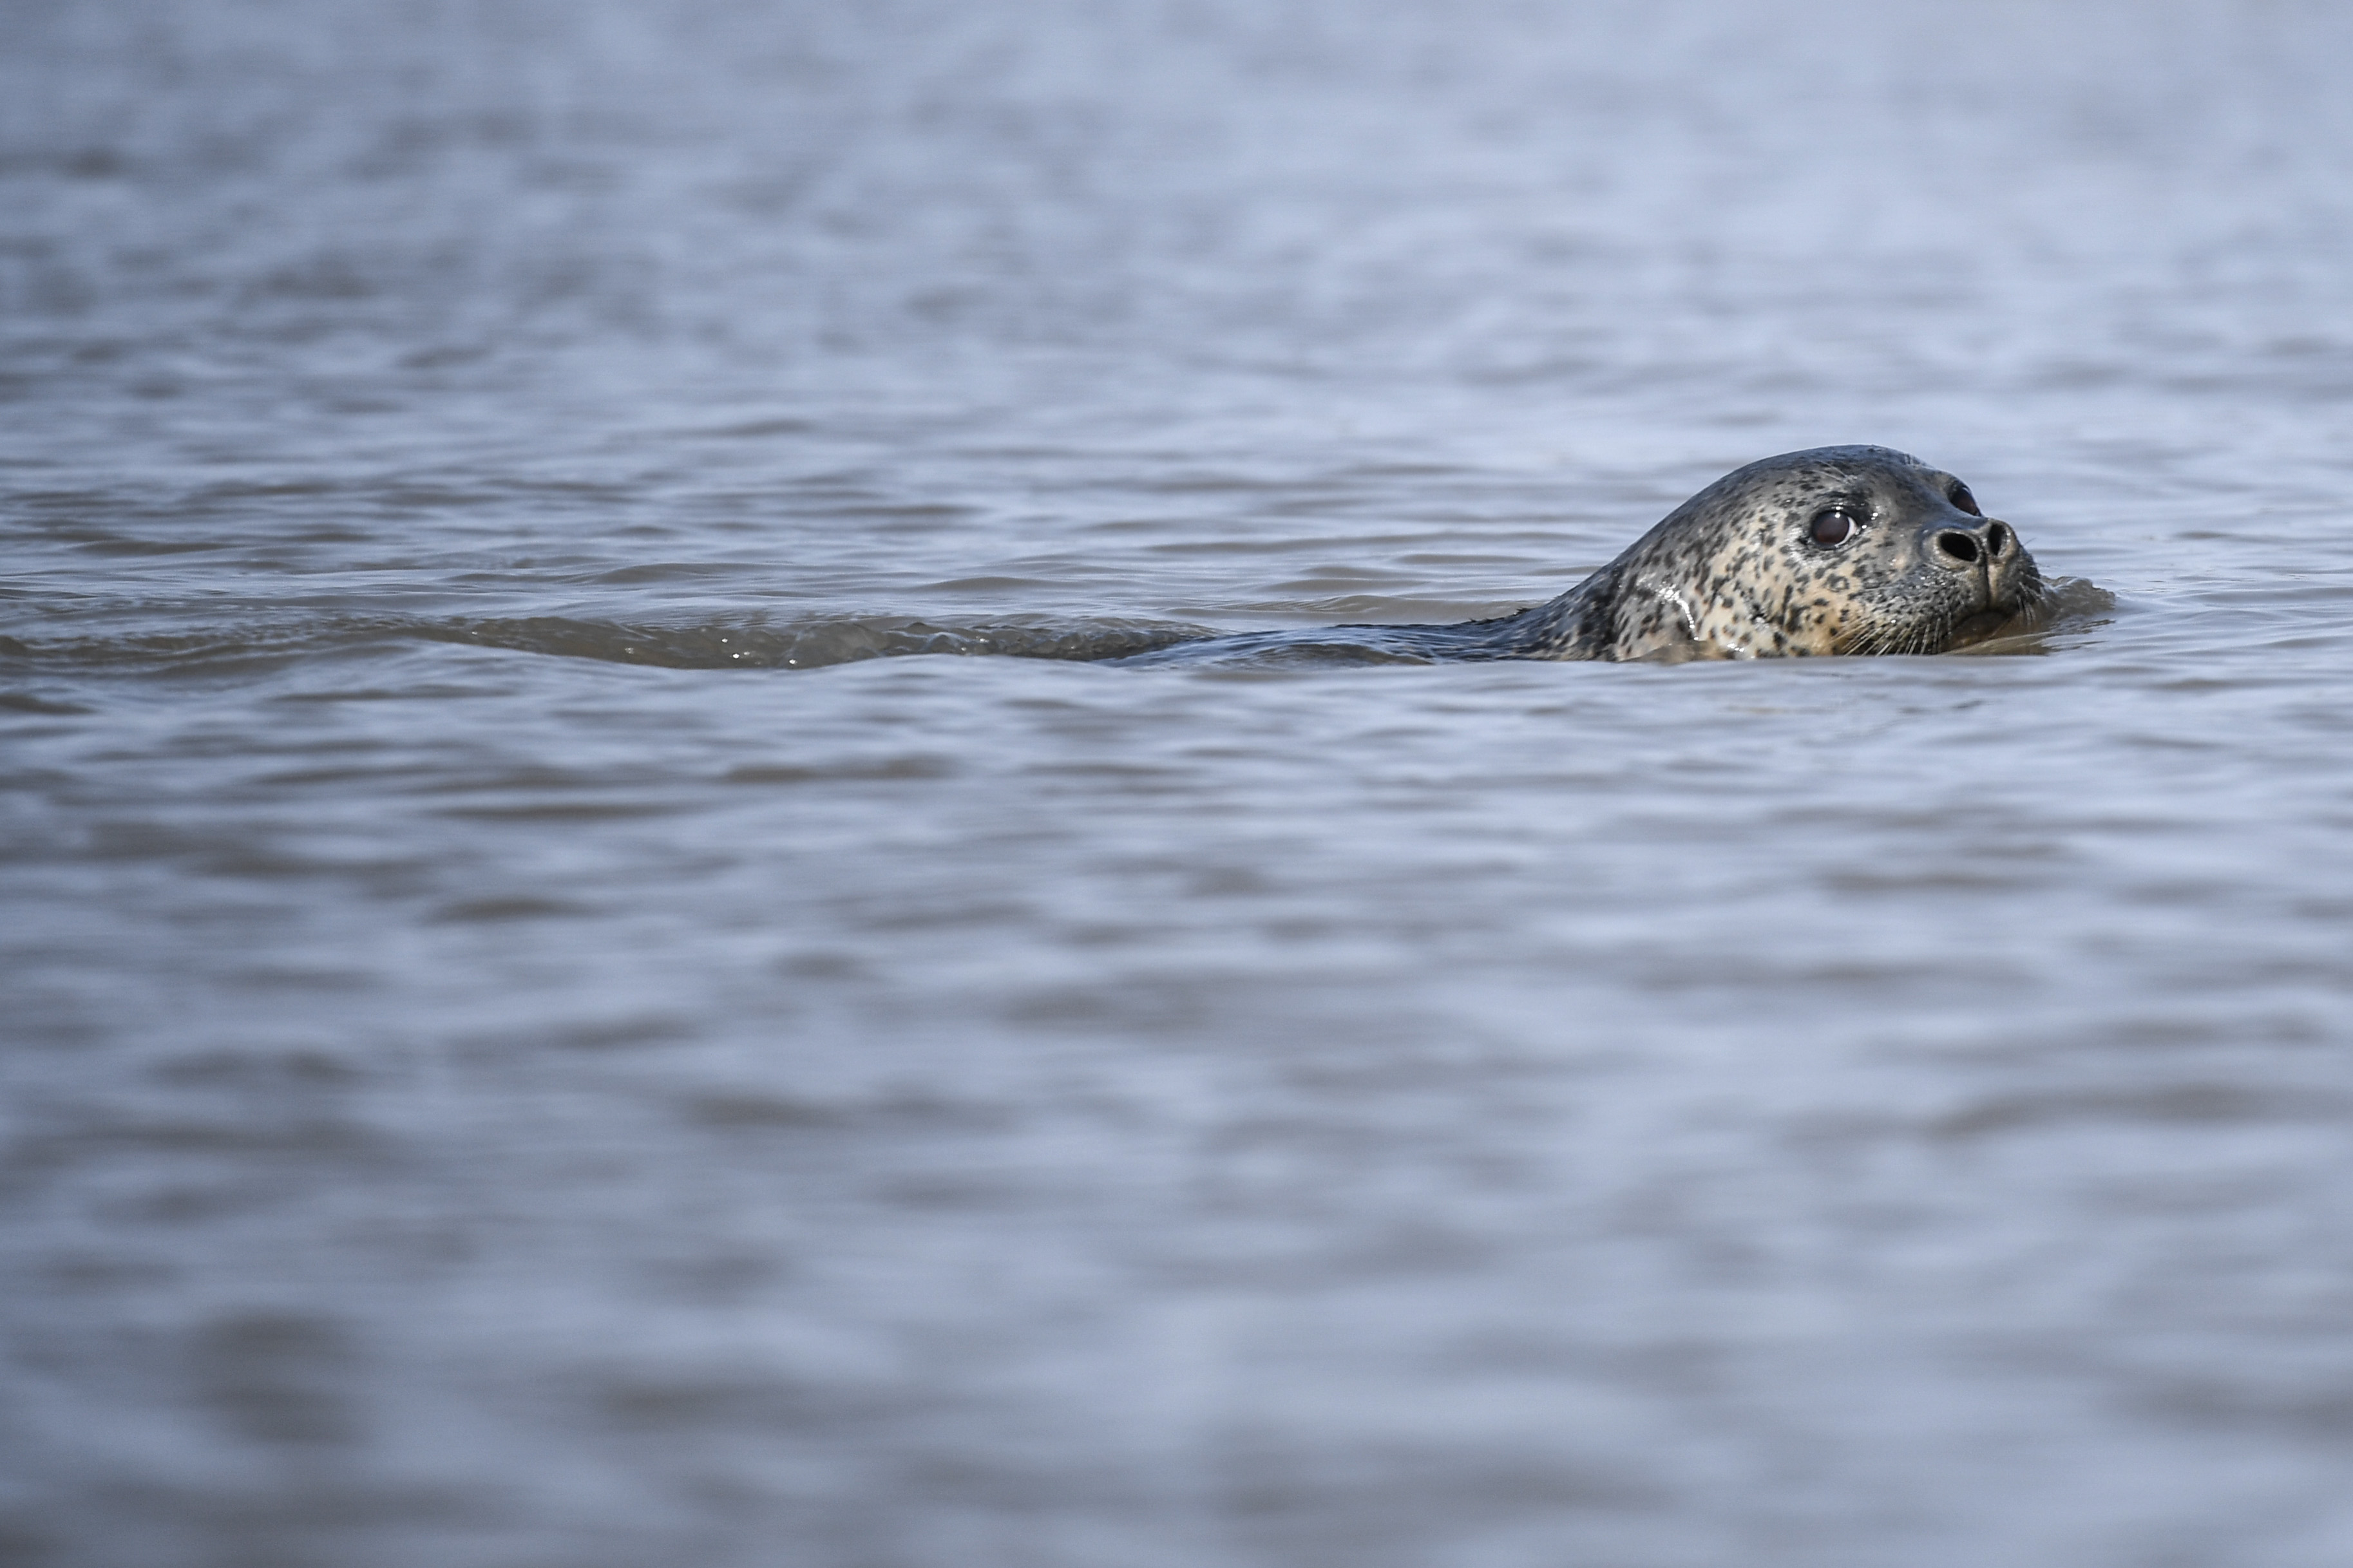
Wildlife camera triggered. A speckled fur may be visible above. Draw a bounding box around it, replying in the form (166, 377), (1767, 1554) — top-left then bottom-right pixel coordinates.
(1458, 446), (2043, 661)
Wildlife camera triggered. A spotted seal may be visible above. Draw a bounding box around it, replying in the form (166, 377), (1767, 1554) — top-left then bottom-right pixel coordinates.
(1138, 446), (2044, 664)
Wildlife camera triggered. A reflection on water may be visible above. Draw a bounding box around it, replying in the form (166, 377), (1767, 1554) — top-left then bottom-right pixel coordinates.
(7, 3), (2353, 1565)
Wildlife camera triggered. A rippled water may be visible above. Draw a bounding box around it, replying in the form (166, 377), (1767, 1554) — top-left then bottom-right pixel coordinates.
(8, 3), (2353, 1565)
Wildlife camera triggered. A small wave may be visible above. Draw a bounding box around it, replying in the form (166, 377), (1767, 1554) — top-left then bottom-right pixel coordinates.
(1949, 578), (2119, 656)
(0, 612), (1217, 675)
(419, 614), (1211, 669)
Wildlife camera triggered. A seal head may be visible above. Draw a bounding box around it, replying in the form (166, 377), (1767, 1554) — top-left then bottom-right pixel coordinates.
(1114, 445), (2048, 666)
(1517, 446), (2043, 660)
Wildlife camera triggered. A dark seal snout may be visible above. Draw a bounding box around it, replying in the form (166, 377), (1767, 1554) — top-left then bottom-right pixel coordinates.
(1928, 517), (2014, 571)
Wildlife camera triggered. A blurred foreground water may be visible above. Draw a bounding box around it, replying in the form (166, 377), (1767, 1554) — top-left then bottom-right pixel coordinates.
(7, 3), (2353, 1565)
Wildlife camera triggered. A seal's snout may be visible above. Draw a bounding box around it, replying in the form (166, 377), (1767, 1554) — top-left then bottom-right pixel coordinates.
(1929, 518), (2010, 570)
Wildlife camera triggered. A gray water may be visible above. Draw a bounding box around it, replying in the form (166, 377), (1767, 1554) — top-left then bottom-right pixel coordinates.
(7, 3), (2353, 1564)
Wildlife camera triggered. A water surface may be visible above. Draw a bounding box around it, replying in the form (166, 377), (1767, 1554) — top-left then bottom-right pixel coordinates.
(8, 3), (2353, 1565)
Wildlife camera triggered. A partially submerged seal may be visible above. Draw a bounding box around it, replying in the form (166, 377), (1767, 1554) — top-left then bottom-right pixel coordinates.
(1141, 446), (2045, 664)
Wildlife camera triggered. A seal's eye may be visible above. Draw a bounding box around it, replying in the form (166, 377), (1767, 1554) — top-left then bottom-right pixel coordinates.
(1948, 483), (1982, 516)
(1808, 507), (1860, 547)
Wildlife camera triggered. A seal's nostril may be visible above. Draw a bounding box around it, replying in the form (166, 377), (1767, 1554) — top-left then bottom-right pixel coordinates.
(1985, 522), (2010, 556)
(1935, 529), (1981, 565)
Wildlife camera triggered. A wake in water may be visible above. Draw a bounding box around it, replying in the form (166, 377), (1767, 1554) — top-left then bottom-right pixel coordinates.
(5, 448), (2114, 678)
(0, 579), (2115, 681)
(7, 453), (2116, 681)
(0, 612), (1207, 675)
